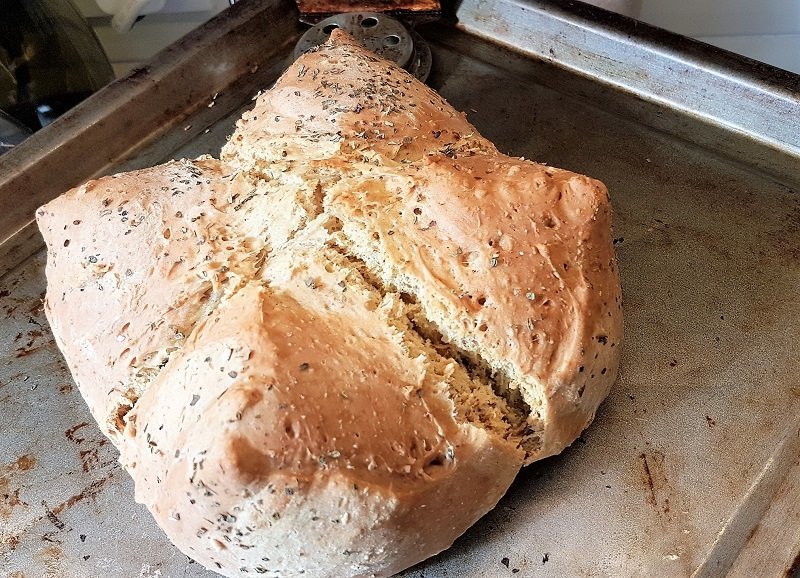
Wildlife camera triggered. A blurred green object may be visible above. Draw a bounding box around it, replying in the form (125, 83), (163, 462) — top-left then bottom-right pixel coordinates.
(0, 0), (114, 131)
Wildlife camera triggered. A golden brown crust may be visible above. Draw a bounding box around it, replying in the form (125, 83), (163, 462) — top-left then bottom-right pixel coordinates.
(222, 30), (622, 460)
(222, 32), (496, 171)
(324, 156), (621, 459)
(37, 158), (271, 438)
(38, 29), (621, 578)
(122, 277), (520, 577)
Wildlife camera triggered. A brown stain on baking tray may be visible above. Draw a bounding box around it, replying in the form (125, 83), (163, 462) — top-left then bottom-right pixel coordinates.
(79, 447), (103, 473)
(49, 474), (112, 517)
(1, 455), (36, 521)
(7, 455), (36, 472)
(625, 448), (697, 576)
(64, 422), (111, 472)
(3, 535), (21, 551)
(639, 449), (672, 518)
(1, 486), (30, 522)
(13, 326), (54, 358)
(2, 473), (114, 552)
(37, 544), (63, 573)
(14, 348), (38, 359)
(64, 422), (90, 443)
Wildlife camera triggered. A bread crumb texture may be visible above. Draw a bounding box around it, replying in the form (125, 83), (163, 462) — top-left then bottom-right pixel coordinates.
(36, 30), (621, 578)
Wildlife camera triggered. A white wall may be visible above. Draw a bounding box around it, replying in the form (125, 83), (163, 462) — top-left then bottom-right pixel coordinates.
(73, 0), (227, 77)
(638, 0), (799, 37)
(636, 0), (800, 73)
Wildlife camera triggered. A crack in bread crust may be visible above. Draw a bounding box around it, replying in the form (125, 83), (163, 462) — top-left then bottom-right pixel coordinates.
(323, 233), (541, 455)
(113, 276), (257, 437)
(215, 166), (548, 457)
(401, 306), (542, 455)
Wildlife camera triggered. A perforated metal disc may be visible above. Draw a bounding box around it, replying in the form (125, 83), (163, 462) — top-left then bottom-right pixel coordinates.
(293, 12), (431, 82)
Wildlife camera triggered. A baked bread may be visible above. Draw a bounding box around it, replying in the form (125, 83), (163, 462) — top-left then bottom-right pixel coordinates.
(37, 30), (621, 578)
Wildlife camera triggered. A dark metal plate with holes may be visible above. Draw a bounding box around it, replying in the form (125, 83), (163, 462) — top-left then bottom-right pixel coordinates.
(0, 0), (799, 576)
(294, 12), (432, 81)
(295, 12), (413, 67)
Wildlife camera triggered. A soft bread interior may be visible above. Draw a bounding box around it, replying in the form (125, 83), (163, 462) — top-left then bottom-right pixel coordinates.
(261, 214), (535, 453)
(241, 164), (542, 452)
(322, 229), (542, 455)
(321, 211), (544, 457)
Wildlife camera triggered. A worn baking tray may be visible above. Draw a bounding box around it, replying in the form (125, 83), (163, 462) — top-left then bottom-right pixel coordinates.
(1, 0), (799, 576)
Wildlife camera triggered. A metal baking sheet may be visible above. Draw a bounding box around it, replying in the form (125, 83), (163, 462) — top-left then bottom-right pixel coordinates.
(1, 0), (799, 576)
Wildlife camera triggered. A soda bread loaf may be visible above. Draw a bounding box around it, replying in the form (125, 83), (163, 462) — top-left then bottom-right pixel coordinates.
(37, 30), (621, 578)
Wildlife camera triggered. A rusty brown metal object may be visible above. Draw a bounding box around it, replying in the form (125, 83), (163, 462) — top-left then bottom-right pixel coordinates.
(296, 0), (440, 15)
(294, 0), (441, 25)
